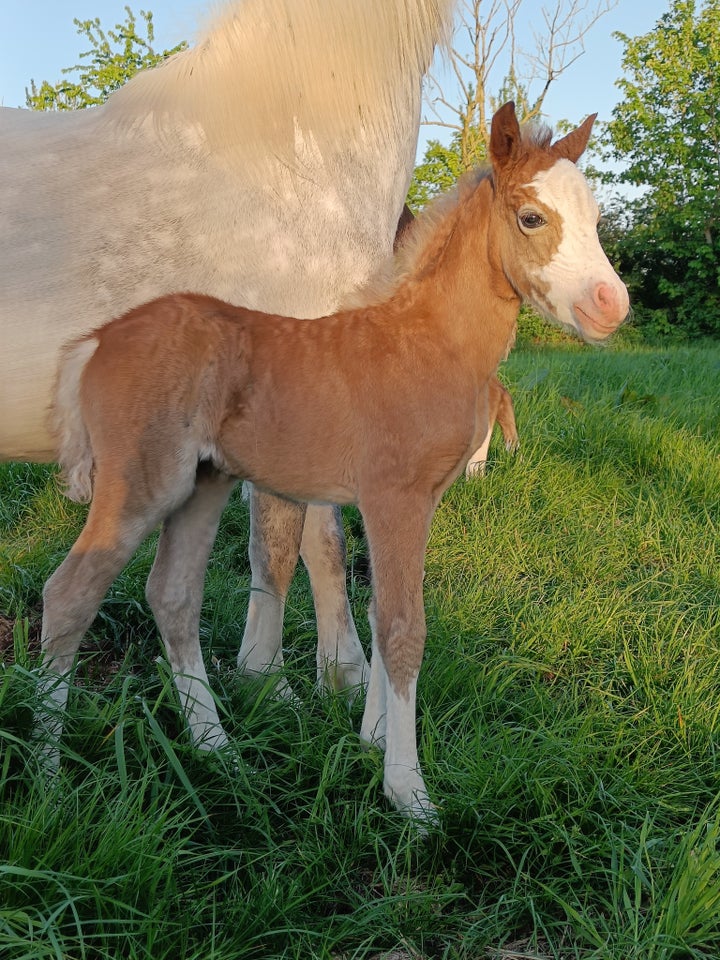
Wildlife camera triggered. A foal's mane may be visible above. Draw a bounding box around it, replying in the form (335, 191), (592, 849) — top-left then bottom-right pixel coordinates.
(106, 0), (454, 162)
(347, 169), (490, 309)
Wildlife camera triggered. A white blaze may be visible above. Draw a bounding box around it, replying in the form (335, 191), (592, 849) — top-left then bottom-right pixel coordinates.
(529, 160), (623, 334)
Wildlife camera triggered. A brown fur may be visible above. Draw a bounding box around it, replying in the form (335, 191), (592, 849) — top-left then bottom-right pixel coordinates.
(44, 103), (627, 820)
(393, 203), (519, 464)
(488, 378), (519, 452)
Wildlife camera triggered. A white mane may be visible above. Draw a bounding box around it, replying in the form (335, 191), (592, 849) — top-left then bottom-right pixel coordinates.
(107, 0), (454, 162)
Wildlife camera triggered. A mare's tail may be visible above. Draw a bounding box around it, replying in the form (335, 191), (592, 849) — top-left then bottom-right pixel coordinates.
(50, 335), (100, 503)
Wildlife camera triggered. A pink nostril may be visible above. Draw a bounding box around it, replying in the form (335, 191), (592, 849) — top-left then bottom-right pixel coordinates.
(593, 282), (616, 314)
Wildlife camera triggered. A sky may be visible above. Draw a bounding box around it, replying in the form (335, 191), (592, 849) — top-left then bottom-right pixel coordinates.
(1, 0), (669, 157)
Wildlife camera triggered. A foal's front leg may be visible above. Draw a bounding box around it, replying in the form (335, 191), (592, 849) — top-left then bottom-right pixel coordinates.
(359, 493), (436, 825)
(145, 465), (237, 750)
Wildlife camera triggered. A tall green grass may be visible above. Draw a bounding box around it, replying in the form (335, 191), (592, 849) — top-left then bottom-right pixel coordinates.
(1, 342), (719, 958)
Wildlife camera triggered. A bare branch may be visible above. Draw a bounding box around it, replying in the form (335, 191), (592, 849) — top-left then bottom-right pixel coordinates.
(421, 0), (617, 168)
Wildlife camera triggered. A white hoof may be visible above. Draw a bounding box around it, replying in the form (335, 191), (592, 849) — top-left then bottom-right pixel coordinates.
(465, 459), (487, 478)
(193, 723), (230, 752)
(240, 665), (302, 706)
(359, 716), (386, 752)
(383, 766), (438, 832)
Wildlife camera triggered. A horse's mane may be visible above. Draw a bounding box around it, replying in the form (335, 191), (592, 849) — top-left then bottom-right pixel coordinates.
(106, 0), (454, 162)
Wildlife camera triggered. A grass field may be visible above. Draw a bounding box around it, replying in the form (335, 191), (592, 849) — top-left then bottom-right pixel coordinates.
(1, 341), (719, 959)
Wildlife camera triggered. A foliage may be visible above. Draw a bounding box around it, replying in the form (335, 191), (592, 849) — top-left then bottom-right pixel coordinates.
(600, 0), (720, 339)
(515, 306), (582, 348)
(410, 0), (614, 226)
(25, 6), (186, 110)
(2, 342), (720, 957)
(406, 136), (466, 211)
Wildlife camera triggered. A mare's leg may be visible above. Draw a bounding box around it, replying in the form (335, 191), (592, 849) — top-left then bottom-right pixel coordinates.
(236, 487), (305, 698)
(39, 471), (181, 766)
(467, 381), (519, 477)
(145, 465), (237, 750)
(359, 628), (387, 749)
(300, 504), (369, 696)
(358, 492), (436, 824)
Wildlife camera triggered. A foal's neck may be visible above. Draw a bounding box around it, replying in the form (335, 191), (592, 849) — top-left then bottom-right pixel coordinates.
(418, 176), (520, 374)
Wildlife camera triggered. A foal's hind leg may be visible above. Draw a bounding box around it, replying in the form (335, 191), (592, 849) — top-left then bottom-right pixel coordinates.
(145, 465), (237, 751)
(300, 504), (369, 697)
(358, 491), (436, 825)
(39, 475), (175, 767)
(236, 487), (306, 698)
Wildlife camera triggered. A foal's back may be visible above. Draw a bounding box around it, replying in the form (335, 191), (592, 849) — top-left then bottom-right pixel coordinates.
(62, 291), (481, 509)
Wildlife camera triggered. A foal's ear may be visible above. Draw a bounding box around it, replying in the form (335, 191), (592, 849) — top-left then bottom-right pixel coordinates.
(552, 113), (597, 163)
(489, 101), (522, 171)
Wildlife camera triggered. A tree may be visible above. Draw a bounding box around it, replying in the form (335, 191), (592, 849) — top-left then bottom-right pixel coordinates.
(408, 1), (616, 348)
(406, 138), (465, 210)
(26, 6), (186, 111)
(601, 0), (720, 338)
(421, 0), (614, 171)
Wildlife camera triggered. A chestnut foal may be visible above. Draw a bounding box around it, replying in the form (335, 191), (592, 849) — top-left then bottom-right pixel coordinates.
(43, 103), (628, 823)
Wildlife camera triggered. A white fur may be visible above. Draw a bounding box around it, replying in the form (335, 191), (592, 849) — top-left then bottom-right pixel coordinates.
(360, 638), (436, 827)
(1, 0), (455, 461)
(528, 160), (626, 331)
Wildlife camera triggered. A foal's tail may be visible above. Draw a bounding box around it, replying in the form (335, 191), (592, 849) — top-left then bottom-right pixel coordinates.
(50, 335), (99, 504)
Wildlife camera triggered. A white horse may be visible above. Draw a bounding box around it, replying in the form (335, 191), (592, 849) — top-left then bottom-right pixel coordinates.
(1, 1), (456, 727)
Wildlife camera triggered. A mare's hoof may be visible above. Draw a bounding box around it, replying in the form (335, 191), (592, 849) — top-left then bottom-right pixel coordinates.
(195, 726), (231, 753)
(316, 660), (369, 704)
(239, 665), (302, 706)
(398, 794), (440, 836)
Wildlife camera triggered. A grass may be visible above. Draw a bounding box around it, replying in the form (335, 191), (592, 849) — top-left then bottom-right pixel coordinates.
(1, 341), (720, 958)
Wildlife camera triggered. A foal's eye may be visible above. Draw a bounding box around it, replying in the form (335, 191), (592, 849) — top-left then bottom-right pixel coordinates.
(518, 210), (546, 231)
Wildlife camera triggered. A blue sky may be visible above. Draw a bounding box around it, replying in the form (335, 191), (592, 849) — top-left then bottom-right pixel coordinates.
(2, 0), (667, 154)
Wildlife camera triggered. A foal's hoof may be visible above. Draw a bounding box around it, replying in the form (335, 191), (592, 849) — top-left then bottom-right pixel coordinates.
(383, 771), (439, 835)
(397, 793), (440, 836)
(34, 739), (61, 777)
(194, 725), (231, 753)
(200, 740), (254, 780)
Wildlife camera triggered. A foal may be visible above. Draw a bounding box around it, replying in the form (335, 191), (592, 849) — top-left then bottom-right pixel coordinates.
(43, 103), (628, 822)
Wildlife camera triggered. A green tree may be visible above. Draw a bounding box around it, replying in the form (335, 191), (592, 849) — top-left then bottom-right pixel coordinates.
(406, 138), (465, 211)
(26, 6), (187, 110)
(601, 0), (720, 338)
